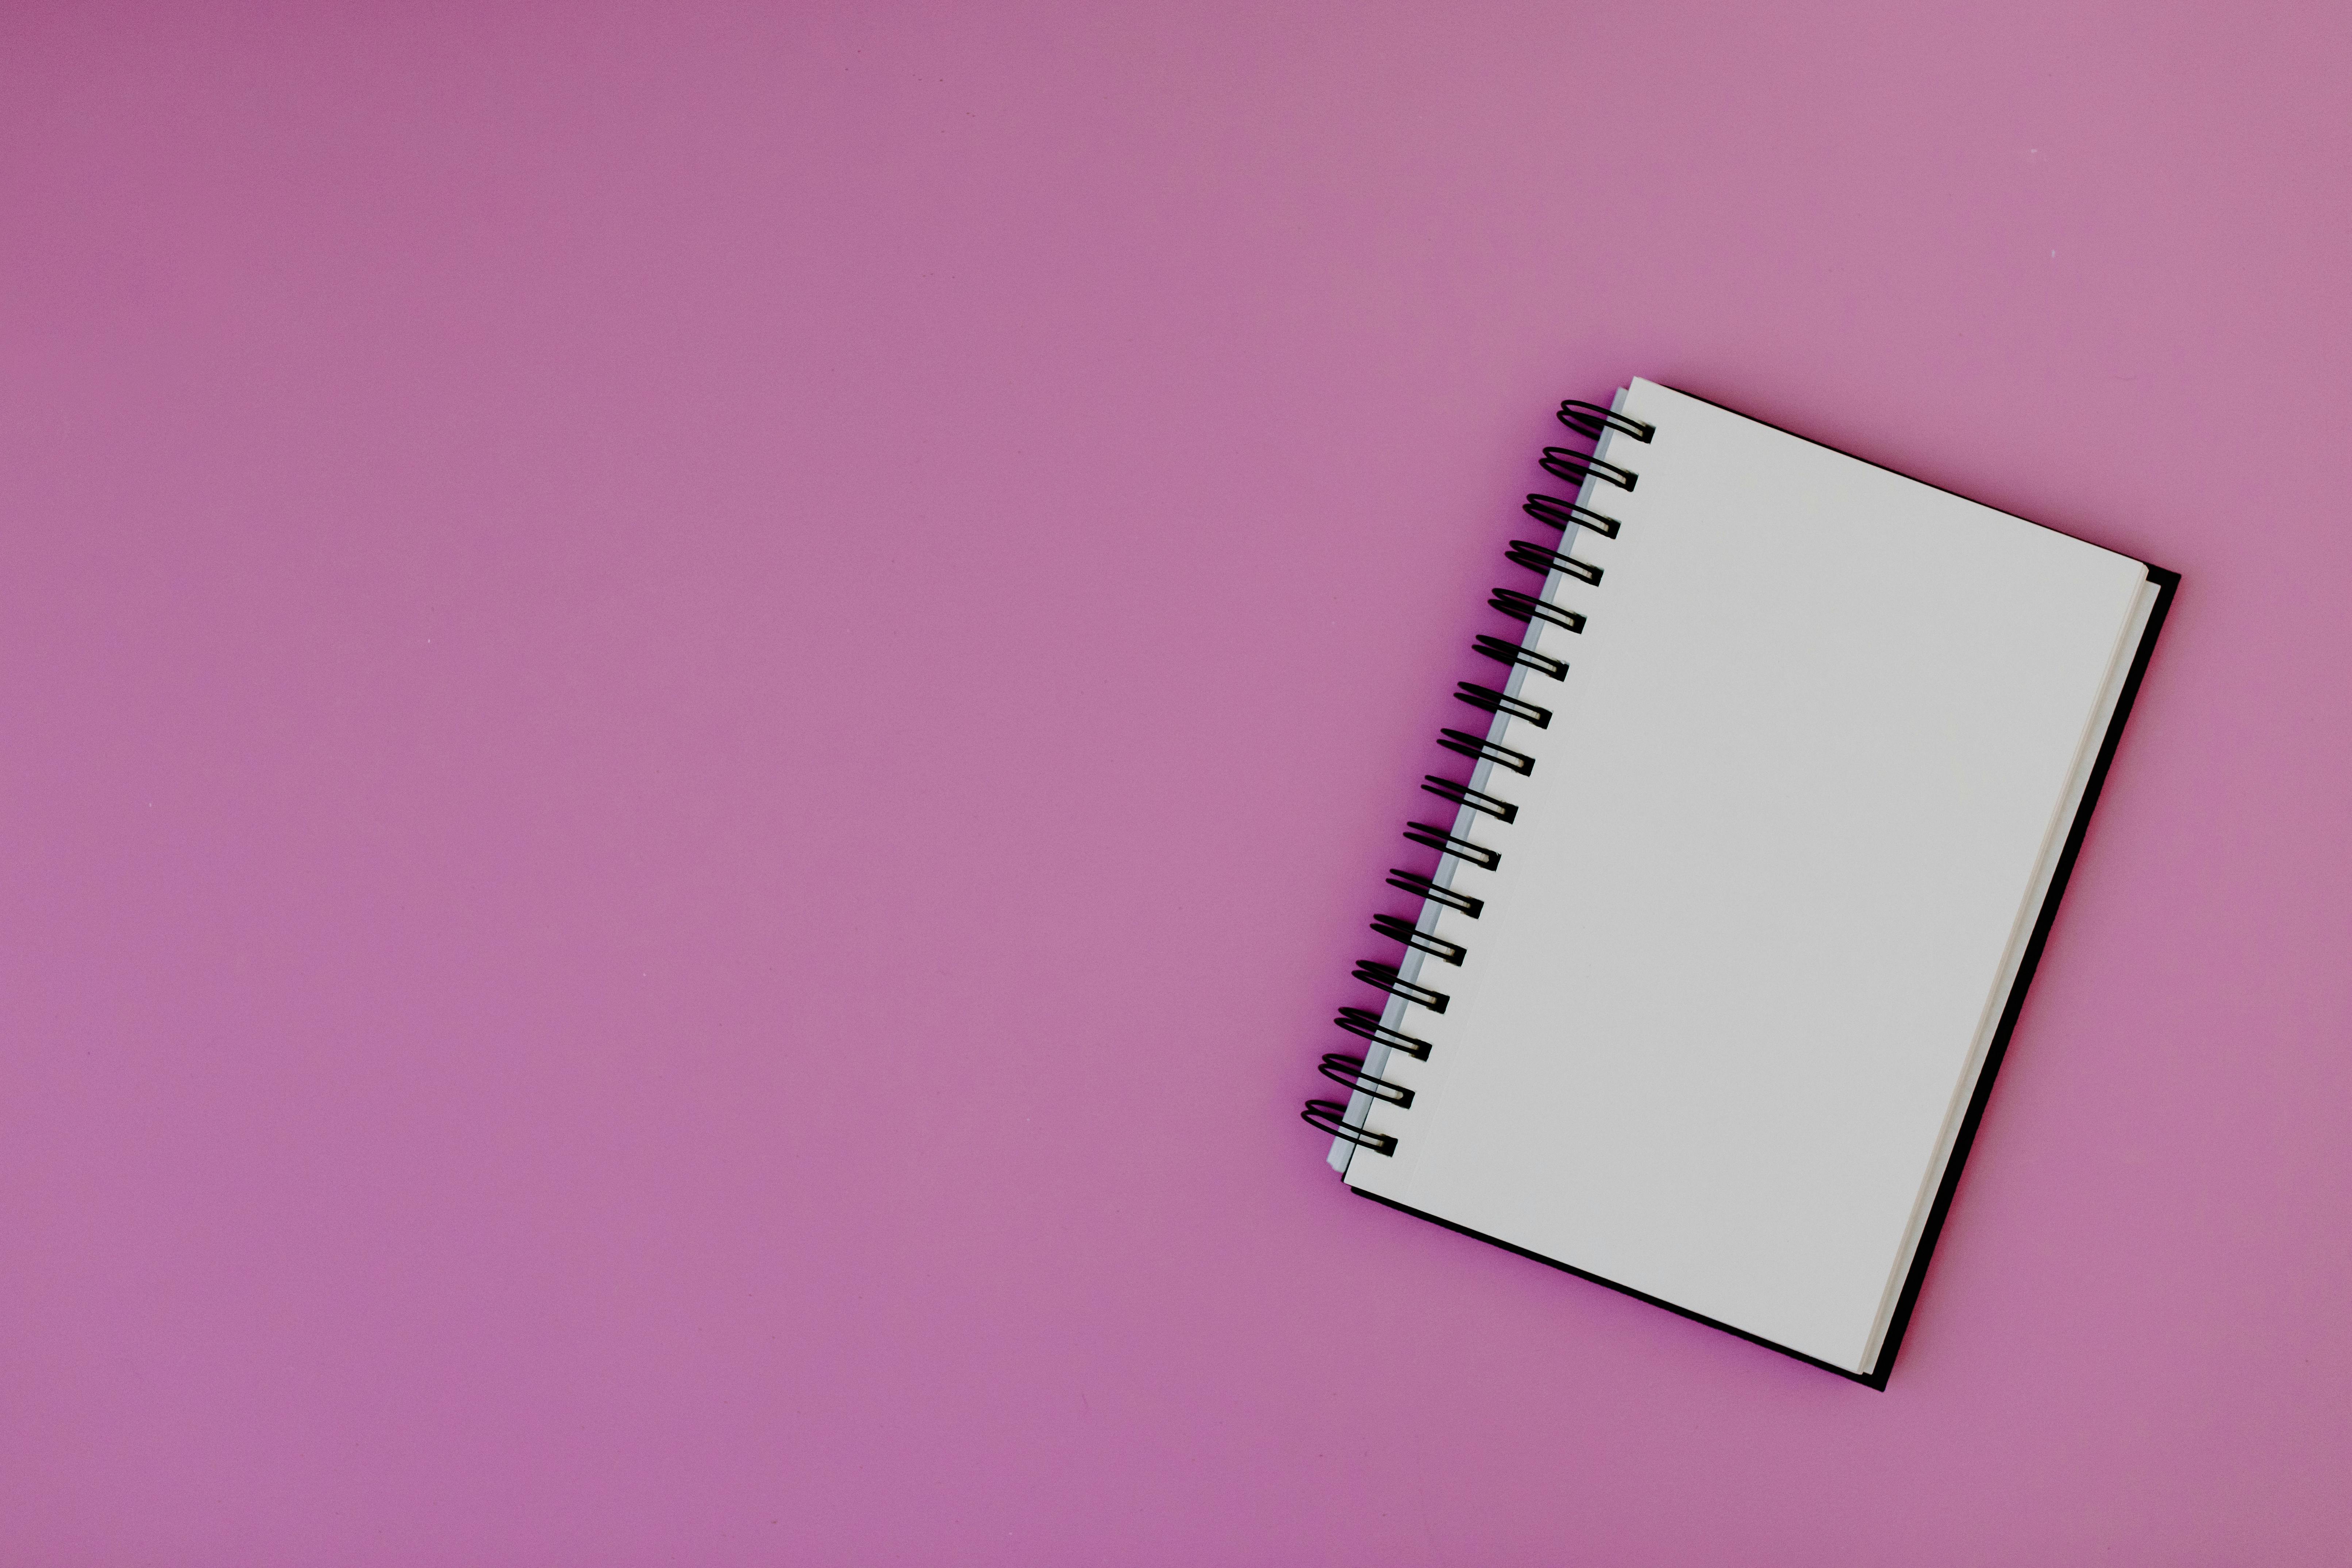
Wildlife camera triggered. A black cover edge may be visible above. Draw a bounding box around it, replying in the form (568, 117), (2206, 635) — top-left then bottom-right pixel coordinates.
(1862, 561), (2178, 1387)
(1349, 1186), (1879, 1384)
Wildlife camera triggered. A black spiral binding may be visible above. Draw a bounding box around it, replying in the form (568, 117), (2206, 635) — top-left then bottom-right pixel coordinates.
(1302, 396), (1650, 1159)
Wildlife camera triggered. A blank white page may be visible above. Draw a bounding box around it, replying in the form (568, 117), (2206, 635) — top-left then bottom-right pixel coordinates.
(1344, 381), (2148, 1374)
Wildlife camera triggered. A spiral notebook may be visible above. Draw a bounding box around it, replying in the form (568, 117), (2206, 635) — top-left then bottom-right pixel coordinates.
(1305, 379), (2175, 1388)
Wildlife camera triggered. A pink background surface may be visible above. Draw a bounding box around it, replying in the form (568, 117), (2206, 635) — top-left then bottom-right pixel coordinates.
(4, 3), (2348, 1561)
